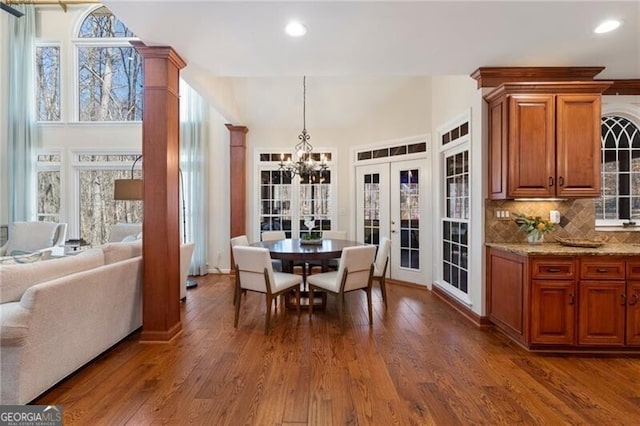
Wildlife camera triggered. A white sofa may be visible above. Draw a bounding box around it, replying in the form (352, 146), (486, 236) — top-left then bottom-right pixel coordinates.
(0, 221), (67, 257)
(0, 240), (143, 405)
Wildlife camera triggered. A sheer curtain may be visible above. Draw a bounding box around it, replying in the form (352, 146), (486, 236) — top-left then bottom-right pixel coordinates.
(7, 5), (37, 222)
(180, 80), (209, 275)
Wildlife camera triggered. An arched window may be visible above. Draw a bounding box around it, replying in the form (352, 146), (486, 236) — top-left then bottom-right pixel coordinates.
(76, 6), (143, 121)
(596, 115), (640, 225)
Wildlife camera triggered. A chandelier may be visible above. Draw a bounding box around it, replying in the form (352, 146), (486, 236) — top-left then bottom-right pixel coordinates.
(279, 76), (328, 180)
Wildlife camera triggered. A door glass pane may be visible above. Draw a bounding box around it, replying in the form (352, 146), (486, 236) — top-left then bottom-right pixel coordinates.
(363, 173), (380, 244)
(398, 168), (419, 270)
(260, 170), (293, 237)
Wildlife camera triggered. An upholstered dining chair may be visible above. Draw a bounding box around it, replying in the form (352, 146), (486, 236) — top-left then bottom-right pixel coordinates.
(232, 246), (302, 335)
(261, 231), (285, 272)
(230, 235), (250, 305)
(307, 245), (376, 333)
(306, 230), (347, 275)
(372, 237), (391, 308)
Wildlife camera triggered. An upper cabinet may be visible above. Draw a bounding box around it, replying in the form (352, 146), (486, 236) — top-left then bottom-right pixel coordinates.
(485, 82), (612, 200)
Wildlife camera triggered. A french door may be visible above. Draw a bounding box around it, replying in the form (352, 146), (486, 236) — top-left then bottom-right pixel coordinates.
(356, 159), (430, 285)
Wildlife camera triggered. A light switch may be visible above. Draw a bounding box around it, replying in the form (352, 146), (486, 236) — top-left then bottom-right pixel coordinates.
(549, 210), (561, 224)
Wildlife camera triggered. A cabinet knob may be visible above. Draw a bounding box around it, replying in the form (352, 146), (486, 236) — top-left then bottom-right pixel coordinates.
(629, 293), (639, 306)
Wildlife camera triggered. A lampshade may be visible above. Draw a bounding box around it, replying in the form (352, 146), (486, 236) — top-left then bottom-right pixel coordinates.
(114, 179), (143, 200)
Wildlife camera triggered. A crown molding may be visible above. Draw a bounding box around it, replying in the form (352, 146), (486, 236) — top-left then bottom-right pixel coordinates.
(470, 67), (606, 88)
(600, 80), (640, 96)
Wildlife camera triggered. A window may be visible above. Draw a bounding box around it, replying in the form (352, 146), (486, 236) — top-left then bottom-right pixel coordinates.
(399, 169), (420, 269)
(36, 154), (62, 222)
(596, 115), (640, 226)
(76, 6), (143, 121)
(36, 44), (61, 121)
(76, 154), (142, 245)
(257, 152), (334, 238)
(442, 149), (469, 294)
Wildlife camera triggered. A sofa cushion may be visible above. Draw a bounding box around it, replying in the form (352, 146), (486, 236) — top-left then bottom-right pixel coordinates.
(102, 239), (142, 265)
(5, 222), (58, 255)
(0, 248), (104, 304)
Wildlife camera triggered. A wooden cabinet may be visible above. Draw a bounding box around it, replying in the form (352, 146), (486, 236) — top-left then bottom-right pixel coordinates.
(531, 280), (575, 344)
(487, 248), (640, 352)
(485, 82), (611, 200)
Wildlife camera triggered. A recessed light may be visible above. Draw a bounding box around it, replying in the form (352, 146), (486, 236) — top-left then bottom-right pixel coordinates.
(594, 20), (621, 34)
(285, 21), (307, 37)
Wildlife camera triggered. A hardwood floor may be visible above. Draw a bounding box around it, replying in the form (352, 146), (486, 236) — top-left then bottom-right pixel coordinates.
(35, 274), (640, 425)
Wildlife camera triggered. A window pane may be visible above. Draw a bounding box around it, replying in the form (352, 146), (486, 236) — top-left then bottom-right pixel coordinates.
(80, 169), (143, 246)
(36, 46), (60, 121)
(78, 6), (135, 38)
(78, 46), (143, 121)
(37, 171), (60, 222)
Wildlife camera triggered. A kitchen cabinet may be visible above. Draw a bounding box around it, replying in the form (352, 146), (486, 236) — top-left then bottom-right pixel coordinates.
(530, 257), (576, 345)
(486, 245), (640, 353)
(485, 82), (611, 200)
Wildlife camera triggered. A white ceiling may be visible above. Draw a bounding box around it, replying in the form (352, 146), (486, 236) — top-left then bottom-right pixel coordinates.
(103, 1), (640, 125)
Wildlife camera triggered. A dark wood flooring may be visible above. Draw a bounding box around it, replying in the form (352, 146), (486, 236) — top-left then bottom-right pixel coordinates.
(35, 274), (640, 425)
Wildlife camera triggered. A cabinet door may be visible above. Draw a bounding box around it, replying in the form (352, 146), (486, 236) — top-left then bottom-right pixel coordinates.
(488, 98), (508, 200)
(578, 281), (625, 346)
(531, 280), (575, 344)
(555, 94), (602, 197)
(508, 94), (555, 198)
(627, 281), (640, 346)
(488, 249), (526, 343)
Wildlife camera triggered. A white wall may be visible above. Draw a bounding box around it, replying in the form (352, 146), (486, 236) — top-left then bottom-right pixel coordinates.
(430, 75), (487, 316)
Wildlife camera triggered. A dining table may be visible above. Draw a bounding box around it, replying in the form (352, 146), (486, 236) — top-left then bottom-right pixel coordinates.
(250, 238), (368, 309)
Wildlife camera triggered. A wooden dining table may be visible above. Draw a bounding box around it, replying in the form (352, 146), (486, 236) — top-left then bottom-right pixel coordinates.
(250, 238), (368, 309)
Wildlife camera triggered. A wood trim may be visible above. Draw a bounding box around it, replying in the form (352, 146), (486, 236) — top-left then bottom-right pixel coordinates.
(431, 284), (492, 329)
(227, 124), (248, 270)
(133, 43), (186, 342)
(601, 79), (640, 96)
(484, 81), (613, 103)
(470, 66), (605, 88)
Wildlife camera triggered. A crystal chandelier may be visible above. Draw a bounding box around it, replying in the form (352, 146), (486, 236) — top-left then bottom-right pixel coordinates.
(279, 76), (328, 180)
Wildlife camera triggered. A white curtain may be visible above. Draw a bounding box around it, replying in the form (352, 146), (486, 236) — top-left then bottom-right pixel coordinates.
(180, 80), (209, 275)
(7, 5), (37, 222)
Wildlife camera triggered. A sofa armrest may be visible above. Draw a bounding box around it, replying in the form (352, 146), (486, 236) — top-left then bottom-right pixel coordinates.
(0, 242), (7, 256)
(0, 302), (31, 346)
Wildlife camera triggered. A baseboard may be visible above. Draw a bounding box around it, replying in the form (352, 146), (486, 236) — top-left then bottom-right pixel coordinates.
(140, 322), (182, 343)
(431, 284), (492, 329)
(386, 278), (428, 290)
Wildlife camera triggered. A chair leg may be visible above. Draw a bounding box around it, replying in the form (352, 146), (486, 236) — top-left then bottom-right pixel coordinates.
(366, 287), (373, 326)
(309, 286), (314, 318)
(296, 287), (301, 319)
(234, 285), (242, 328)
(338, 293), (344, 333)
(265, 294), (273, 335)
(380, 277), (388, 308)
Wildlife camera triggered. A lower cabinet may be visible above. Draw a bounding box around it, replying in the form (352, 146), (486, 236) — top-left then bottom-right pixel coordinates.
(487, 247), (640, 352)
(578, 280), (625, 346)
(531, 280), (575, 344)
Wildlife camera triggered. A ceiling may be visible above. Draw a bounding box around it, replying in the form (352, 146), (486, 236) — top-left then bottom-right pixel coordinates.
(102, 1), (640, 125)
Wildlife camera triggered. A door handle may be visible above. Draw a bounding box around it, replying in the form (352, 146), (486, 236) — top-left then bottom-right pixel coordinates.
(391, 230), (396, 233)
(621, 293), (627, 306)
(629, 293), (639, 306)
(549, 177), (554, 187)
(569, 293), (575, 305)
(558, 176), (564, 187)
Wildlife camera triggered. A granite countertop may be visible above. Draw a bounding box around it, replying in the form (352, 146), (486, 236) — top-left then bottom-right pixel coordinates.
(486, 242), (640, 256)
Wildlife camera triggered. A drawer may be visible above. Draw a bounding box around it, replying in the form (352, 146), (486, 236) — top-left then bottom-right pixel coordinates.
(628, 259), (640, 280)
(580, 257), (625, 280)
(531, 257), (575, 280)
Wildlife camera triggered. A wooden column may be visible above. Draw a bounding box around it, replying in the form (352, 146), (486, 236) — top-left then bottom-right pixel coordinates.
(132, 42), (186, 342)
(227, 124), (248, 269)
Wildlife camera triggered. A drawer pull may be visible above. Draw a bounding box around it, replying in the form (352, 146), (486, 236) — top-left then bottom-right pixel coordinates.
(596, 268), (609, 273)
(546, 268), (562, 273)
(569, 293), (575, 305)
(630, 293), (639, 306)
(621, 294), (627, 306)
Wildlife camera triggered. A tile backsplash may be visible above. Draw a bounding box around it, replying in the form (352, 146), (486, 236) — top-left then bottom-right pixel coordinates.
(485, 198), (640, 244)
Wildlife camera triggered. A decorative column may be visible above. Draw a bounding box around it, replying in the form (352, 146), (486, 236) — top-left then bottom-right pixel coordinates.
(132, 41), (186, 342)
(226, 124), (248, 269)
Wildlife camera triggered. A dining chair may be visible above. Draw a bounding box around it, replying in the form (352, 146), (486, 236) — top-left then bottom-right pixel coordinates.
(306, 230), (347, 275)
(232, 246), (302, 335)
(307, 245), (376, 333)
(261, 230), (286, 241)
(372, 237), (391, 308)
(230, 235), (250, 305)
(261, 231), (285, 272)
